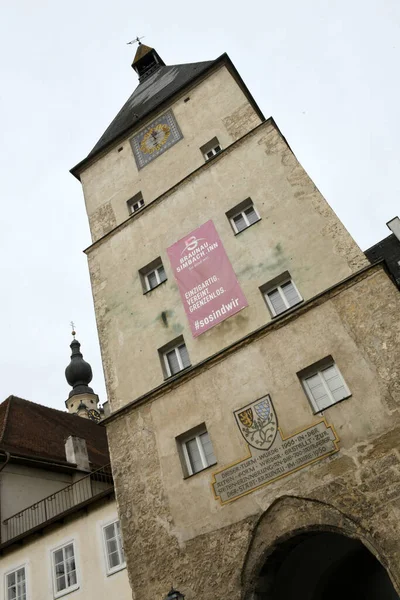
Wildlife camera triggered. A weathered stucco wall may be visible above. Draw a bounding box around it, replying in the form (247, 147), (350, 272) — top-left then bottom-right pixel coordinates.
(0, 498), (132, 600)
(80, 64), (261, 241)
(107, 266), (400, 599)
(87, 120), (367, 412)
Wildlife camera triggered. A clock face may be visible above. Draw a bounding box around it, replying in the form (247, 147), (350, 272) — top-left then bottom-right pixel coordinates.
(87, 409), (101, 423)
(130, 110), (183, 169)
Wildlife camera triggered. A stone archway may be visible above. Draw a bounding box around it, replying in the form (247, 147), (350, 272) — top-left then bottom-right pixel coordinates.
(241, 496), (400, 599)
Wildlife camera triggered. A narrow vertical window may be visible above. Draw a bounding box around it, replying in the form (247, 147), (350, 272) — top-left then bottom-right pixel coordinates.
(177, 424), (217, 476)
(103, 520), (125, 574)
(6, 567), (26, 600)
(164, 342), (191, 377)
(140, 258), (167, 292)
(52, 542), (78, 596)
(262, 277), (302, 316)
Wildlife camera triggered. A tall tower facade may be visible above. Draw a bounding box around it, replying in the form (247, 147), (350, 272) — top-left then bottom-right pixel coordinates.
(71, 44), (400, 599)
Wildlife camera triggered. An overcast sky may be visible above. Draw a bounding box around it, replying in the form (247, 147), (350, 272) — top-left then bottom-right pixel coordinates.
(0, 0), (398, 410)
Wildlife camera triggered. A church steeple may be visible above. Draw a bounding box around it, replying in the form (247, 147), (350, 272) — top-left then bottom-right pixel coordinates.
(65, 329), (102, 422)
(131, 41), (165, 81)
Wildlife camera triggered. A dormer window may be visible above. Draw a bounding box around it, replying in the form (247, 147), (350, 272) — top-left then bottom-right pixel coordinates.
(200, 137), (222, 162)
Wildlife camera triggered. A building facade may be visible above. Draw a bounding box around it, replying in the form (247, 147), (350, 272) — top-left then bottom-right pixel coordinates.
(72, 44), (400, 599)
(0, 341), (131, 600)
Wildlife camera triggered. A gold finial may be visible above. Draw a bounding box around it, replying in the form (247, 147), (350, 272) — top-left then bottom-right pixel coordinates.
(70, 321), (76, 339)
(127, 35), (144, 46)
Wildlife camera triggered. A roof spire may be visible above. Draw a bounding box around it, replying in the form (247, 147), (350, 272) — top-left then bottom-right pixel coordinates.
(130, 40), (165, 81)
(65, 332), (95, 399)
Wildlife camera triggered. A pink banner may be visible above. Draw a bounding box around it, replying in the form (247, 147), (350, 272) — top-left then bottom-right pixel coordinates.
(167, 220), (248, 337)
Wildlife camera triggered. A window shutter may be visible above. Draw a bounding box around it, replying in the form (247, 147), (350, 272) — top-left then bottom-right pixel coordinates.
(233, 213), (247, 232)
(166, 349), (180, 375)
(267, 289), (287, 315)
(178, 344), (190, 369)
(147, 270), (158, 290)
(322, 365), (347, 401)
(244, 206), (258, 225)
(186, 438), (203, 474)
(304, 373), (331, 411)
(200, 432), (216, 466)
(158, 264), (167, 283)
(281, 281), (301, 307)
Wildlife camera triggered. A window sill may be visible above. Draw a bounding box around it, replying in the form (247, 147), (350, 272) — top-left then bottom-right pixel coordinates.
(143, 279), (168, 295)
(54, 584), (79, 599)
(312, 394), (352, 415)
(183, 461), (217, 480)
(234, 218), (261, 236)
(106, 563), (127, 577)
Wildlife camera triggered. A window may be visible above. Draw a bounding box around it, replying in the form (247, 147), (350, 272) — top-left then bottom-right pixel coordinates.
(262, 276), (302, 317)
(103, 520), (125, 575)
(6, 567), (26, 600)
(178, 424), (217, 476)
(299, 358), (351, 413)
(159, 337), (191, 378)
(140, 258), (167, 292)
(200, 136), (222, 161)
(227, 199), (260, 234)
(127, 192), (145, 215)
(52, 542), (78, 597)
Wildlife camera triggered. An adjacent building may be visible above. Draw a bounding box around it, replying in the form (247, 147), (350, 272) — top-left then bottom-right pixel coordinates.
(71, 43), (400, 599)
(365, 216), (400, 289)
(0, 340), (131, 600)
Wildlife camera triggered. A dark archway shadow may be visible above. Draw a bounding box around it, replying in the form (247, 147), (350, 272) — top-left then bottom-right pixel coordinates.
(255, 532), (399, 600)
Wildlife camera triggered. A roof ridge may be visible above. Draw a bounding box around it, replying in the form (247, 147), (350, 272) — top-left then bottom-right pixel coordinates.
(0, 396), (13, 444)
(1, 395), (75, 417)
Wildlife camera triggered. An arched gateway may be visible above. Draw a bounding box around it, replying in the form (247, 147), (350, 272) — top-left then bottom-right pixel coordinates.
(242, 496), (400, 600)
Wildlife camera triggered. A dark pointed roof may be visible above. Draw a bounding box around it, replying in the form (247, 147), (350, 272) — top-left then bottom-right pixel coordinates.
(133, 42), (154, 63)
(86, 59), (214, 160)
(0, 396), (109, 468)
(70, 52), (265, 179)
(65, 337), (95, 398)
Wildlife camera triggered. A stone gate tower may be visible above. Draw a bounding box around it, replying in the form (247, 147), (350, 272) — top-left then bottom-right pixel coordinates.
(71, 42), (400, 599)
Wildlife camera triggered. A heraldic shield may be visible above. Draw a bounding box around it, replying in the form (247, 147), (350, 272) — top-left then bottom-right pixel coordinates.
(234, 395), (278, 451)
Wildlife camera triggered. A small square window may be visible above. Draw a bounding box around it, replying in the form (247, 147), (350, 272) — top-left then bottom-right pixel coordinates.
(51, 542), (78, 597)
(200, 137), (222, 162)
(227, 199), (260, 234)
(103, 520), (125, 575)
(261, 274), (302, 317)
(159, 337), (191, 378)
(140, 258), (167, 293)
(127, 192), (145, 215)
(177, 424), (217, 476)
(6, 566), (26, 600)
(298, 357), (351, 413)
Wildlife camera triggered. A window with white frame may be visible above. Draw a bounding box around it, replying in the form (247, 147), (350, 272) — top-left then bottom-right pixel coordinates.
(228, 199), (260, 234)
(103, 520), (125, 574)
(160, 337), (191, 378)
(178, 424), (217, 476)
(6, 566), (26, 600)
(300, 358), (351, 413)
(262, 278), (302, 317)
(52, 542), (78, 597)
(127, 192), (145, 215)
(200, 136), (222, 161)
(140, 258), (167, 292)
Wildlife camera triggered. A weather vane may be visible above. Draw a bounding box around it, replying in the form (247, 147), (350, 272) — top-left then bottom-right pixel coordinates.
(127, 36), (144, 46)
(70, 321), (76, 339)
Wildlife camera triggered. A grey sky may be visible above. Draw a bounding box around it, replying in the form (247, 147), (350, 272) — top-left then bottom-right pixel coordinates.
(0, 0), (399, 410)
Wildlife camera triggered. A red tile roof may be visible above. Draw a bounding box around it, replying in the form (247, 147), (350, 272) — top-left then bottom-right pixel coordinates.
(0, 396), (109, 468)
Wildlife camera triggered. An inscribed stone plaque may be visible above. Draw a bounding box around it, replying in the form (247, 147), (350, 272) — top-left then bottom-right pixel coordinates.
(212, 395), (339, 504)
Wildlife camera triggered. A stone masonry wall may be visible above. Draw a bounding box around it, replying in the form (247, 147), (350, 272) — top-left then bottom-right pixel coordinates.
(106, 266), (400, 599)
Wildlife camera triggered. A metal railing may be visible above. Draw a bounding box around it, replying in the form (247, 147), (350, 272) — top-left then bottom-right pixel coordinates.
(3, 464), (113, 543)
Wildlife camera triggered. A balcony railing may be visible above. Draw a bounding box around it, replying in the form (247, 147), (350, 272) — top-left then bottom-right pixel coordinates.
(3, 464), (113, 544)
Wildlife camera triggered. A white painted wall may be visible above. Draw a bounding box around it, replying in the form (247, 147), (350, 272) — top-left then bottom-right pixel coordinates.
(0, 499), (132, 600)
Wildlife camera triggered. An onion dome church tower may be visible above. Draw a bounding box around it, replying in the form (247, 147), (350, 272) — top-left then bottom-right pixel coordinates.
(65, 330), (103, 422)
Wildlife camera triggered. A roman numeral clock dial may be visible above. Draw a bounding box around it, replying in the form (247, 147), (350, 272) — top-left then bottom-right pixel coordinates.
(130, 109), (183, 169)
